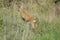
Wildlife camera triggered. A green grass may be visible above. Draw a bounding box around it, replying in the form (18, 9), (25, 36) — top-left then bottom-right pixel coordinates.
(0, 1), (60, 40)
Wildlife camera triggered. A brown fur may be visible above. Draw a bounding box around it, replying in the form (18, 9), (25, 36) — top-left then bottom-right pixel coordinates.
(18, 5), (36, 28)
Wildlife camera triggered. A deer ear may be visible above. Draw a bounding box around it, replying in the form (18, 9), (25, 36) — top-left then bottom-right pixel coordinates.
(20, 5), (23, 9)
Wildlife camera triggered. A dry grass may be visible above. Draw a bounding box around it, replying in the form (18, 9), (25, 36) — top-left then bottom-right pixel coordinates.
(0, 0), (60, 40)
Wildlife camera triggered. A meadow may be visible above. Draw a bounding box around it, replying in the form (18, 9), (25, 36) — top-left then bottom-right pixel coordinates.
(0, 0), (60, 40)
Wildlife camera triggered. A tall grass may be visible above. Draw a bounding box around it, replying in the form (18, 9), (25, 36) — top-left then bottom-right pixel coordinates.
(0, 0), (60, 40)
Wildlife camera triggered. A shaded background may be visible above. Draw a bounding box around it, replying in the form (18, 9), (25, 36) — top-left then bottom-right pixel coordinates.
(0, 0), (60, 40)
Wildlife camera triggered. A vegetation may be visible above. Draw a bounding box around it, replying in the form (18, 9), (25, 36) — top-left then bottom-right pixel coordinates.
(0, 0), (60, 40)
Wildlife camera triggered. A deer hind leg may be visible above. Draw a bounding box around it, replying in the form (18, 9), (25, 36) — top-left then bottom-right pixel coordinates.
(31, 23), (35, 29)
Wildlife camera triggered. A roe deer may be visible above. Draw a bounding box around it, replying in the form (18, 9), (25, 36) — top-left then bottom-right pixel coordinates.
(18, 4), (36, 28)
